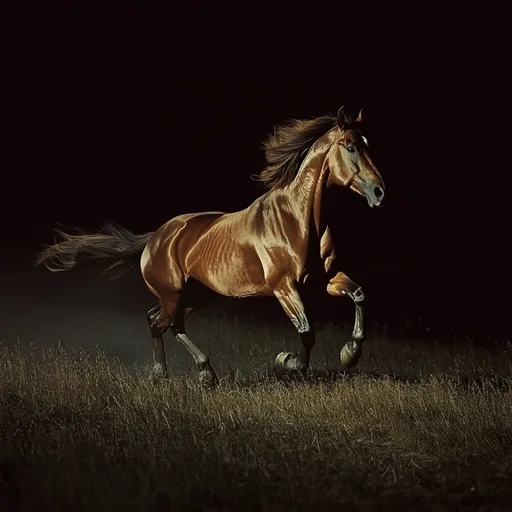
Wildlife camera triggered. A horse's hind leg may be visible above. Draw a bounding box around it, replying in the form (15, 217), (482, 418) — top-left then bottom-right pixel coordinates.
(147, 305), (170, 379)
(173, 326), (219, 388)
(273, 278), (316, 375)
(162, 293), (219, 389)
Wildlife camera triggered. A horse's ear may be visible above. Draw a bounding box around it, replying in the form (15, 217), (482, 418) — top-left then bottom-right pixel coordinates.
(356, 108), (363, 123)
(337, 106), (346, 130)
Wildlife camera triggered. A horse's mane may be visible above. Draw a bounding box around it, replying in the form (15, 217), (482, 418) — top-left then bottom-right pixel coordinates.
(254, 115), (338, 190)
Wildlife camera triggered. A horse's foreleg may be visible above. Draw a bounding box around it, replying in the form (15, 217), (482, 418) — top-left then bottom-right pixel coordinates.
(327, 271), (365, 368)
(273, 279), (316, 374)
(147, 305), (170, 380)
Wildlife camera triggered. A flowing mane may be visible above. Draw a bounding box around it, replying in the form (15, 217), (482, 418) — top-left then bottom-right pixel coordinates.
(255, 115), (338, 190)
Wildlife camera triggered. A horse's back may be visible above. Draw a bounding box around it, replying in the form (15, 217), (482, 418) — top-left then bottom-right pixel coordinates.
(145, 211), (227, 259)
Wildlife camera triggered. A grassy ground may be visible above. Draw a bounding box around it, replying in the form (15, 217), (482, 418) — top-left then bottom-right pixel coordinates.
(1, 318), (512, 511)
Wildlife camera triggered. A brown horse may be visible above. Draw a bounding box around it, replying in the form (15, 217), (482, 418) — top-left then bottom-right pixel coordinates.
(35, 107), (385, 387)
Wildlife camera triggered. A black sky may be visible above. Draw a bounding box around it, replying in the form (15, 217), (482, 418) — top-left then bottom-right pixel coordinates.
(4, 5), (512, 340)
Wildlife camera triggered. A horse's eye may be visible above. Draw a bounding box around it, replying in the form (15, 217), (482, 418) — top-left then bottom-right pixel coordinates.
(347, 146), (356, 153)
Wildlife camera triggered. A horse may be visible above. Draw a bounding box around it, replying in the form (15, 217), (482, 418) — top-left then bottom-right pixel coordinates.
(35, 106), (386, 387)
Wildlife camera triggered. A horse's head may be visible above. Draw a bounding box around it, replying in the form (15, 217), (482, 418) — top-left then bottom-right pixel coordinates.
(326, 106), (385, 208)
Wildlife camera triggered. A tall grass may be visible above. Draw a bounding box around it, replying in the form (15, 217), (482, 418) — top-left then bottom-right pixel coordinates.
(1, 319), (512, 511)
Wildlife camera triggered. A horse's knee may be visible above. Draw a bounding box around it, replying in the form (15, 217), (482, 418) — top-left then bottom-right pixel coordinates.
(352, 287), (365, 303)
(327, 271), (364, 300)
(342, 285), (365, 303)
(327, 281), (365, 303)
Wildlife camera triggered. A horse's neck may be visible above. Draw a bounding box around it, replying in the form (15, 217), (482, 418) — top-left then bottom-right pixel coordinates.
(287, 129), (335, 238)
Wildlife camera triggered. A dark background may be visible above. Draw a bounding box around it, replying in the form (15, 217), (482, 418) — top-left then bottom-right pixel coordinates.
(3, 5), (511, 361)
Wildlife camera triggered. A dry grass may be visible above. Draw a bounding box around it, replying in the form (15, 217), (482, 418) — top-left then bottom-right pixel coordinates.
(1, 319), (512, 511)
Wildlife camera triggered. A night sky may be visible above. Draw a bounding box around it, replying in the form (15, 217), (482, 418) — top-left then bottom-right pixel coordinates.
(4, 6), (511, 356)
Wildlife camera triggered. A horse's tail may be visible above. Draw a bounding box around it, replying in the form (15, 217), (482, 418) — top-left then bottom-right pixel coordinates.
(34, 222), (154, 281)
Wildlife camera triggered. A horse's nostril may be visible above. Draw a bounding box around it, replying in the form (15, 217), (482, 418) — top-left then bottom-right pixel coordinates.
(374, 186), (384, 198)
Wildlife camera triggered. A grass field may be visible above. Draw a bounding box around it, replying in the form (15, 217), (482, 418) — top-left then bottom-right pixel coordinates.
(1, 317), (512, 511)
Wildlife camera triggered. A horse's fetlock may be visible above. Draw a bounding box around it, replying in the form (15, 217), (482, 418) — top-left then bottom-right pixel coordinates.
(196, 354), (210, 368)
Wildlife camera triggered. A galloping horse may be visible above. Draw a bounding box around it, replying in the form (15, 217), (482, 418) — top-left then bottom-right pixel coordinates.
(35, 107), (385, 387)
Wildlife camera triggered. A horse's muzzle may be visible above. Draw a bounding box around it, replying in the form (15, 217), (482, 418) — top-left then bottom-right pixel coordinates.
(365, 185), (385, 208)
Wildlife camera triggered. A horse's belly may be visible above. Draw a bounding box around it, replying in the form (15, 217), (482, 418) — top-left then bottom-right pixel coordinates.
(188, 246), (269, 298)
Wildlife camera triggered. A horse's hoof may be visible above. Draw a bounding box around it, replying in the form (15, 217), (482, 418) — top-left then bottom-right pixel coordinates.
(199, 365), (219, 389)
(340, 343), (362, 369)
(274, 352), (307, 375)
(275, 352), (293, 370)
